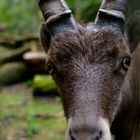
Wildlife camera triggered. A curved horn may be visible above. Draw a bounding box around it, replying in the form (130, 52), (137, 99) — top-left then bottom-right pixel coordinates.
(37, 0), (77, 34)
(95, 0), (129, 31)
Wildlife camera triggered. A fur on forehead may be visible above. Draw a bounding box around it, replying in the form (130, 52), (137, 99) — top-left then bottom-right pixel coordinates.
(49, 25), (127, 63)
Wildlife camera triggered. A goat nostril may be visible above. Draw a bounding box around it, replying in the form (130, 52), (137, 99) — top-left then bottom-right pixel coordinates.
(69, 128), (102, 140)
(99, 130), (103, 137)
(92, 130), (103, 140)
(94, 135), (100, 140)
(71, 136), (76, 140)
(94, 136), (99, 140)
(70, 130), (76, 140)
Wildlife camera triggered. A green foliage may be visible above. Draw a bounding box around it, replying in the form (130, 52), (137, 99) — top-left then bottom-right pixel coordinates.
(26, 79), (33, 87)
(32, 75), (57, 93)
(0, 0), (42, 35)
(0, 0), (101, 35)
(0, 46), (9, 57)
(0, 92), (65, 139)
(25, 122), (39, 136)
(66, 0), (102, 22)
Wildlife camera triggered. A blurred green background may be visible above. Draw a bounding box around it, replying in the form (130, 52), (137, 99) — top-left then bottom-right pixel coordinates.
(0, 0), (139, 140)
(0, 0), (101, 35)
(0, 0), (102, 140)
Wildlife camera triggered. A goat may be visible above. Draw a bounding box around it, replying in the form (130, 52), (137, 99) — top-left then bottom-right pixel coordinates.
(37, 0), (140, 140)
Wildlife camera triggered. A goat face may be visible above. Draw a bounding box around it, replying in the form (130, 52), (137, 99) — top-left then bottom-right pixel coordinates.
(38, 0), (130, 140)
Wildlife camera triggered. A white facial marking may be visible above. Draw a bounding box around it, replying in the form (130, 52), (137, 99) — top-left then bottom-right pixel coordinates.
(98, 118), (112, 140)
(66, 118), (112, 140)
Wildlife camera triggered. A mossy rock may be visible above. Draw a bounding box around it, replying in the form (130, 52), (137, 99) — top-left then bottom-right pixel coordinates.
(0, 62), (27, 85)
(32, 75), (59, 97)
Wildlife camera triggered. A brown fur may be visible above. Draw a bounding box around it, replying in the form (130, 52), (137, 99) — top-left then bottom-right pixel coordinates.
(38, 0), (140, 140)
(40, 24), (133, 139)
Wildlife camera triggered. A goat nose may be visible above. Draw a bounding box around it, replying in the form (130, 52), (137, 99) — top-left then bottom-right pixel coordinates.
(67, 118), (111, 140)
(69, 128), (102, 140)
(91, 130), (102, 140)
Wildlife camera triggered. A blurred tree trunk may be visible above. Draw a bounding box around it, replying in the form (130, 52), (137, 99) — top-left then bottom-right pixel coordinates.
(0, 34), (38, 48)
(0, 46), (30, 65)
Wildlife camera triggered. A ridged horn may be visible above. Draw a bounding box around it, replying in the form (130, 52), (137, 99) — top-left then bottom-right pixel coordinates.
(95, 0), (129, 31)
(37, 0), (77, 34)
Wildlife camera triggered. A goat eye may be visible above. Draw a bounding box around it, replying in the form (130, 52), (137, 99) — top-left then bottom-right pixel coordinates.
(122, 57), (131, 70)
(47, 61), (54, 74)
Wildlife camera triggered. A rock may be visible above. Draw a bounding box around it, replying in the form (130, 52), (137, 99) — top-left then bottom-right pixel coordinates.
(0, 62), (27, 85)
(32, 75), (59, 97)
(23, 51), (47, 74)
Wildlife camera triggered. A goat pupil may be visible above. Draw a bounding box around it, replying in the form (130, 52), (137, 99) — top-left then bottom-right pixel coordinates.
(124, 58), (131, 66)
(47, 62), (53, 73)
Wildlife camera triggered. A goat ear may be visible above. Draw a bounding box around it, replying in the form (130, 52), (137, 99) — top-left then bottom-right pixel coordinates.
(40, 22), (51, 53)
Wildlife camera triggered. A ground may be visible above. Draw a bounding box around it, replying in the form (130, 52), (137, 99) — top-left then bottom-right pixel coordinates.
(0, 83), (66, 140)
